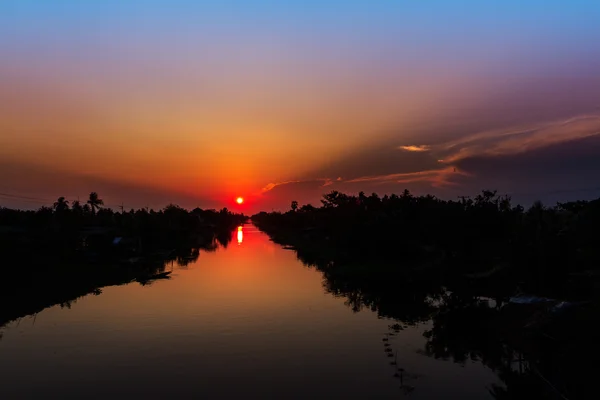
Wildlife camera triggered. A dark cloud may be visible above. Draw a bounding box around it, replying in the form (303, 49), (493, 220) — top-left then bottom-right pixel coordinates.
(453, 133), (600, 202)
(258, 129), (600, 209)
(283, 64), (600, 207)
(310, 142), (441, 180)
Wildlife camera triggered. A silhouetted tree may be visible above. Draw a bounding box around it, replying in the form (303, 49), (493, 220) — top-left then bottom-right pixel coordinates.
(299, 204), (316, 212)
(253, 189), (600, 296)
(291, 200), (298, 212)
(81, 203), (91, 213)
(358, 191), (367, 205)
(53, 197), (70, 213)
(71, 200), (83, 214)
(87, 192), (104, 216)
(321, 191), (341, 208)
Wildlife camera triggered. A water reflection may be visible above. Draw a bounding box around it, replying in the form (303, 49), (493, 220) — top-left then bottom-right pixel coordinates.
(0, 225), (525, 399)
(0, 225), (411, 398)
(0, 229), (237, 328)
(288, 241), (578, 399)
(237, 225), (243, 245)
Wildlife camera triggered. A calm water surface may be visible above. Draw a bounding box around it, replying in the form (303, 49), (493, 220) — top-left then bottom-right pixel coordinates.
(0, 225), (503, 399)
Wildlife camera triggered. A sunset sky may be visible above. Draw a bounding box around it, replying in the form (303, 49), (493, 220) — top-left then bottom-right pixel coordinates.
(2, 1), (600, 212)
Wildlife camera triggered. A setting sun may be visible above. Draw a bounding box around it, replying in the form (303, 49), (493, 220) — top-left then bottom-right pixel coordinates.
(236, 197), (244, 204)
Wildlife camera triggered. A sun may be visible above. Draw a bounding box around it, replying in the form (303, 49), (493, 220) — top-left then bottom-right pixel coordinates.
(236, 197), (244, 204)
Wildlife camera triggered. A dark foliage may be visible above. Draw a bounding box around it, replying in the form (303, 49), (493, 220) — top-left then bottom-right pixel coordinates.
(253, 189), (600, 297)
(0, 193), (247, 264)
(0, 193), (247, 327)
(253, 189), (600, 399)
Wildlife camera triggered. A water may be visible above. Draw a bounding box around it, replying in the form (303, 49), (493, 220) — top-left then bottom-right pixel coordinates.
(0, 225), (504, 399)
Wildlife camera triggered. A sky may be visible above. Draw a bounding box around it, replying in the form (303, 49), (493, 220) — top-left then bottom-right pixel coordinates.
(1, 1), (600, 212)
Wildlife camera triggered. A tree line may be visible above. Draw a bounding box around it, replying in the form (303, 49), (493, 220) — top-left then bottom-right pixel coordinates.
(253, 190), (600, 398)
(0, 192), (248, 261)
(253, 189), (600, 297)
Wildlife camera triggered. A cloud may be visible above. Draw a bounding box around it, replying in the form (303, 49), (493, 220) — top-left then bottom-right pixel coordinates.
(261, 178), (337, 193)
(284, 110), (600, 205)
(261, 180), (301, 193)
(450, 133), (600, 203)
(260, 65), (600, 207)
(307, 142), (441, 182)
(346, 166), (469, 188)
(437, 114), (600, 163)
(257, 179), (338, 210)
(398, 145), (430, 152)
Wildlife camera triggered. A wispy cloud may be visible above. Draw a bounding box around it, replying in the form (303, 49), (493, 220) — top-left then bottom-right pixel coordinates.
(263, 114), (600, 201)
(398, 145), (430, 152)
(262, 177), (339, 193)
(261, 180), (301, 192)
(438, 114), (600, 163)
(346, 166), (469, 187)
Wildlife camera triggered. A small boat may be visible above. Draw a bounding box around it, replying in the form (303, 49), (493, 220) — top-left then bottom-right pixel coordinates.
(136, 271), (172, 285)
(150, 271), (172, 279)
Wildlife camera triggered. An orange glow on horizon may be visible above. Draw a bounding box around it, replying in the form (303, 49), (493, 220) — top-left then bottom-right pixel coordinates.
(236, 197), (244, 204)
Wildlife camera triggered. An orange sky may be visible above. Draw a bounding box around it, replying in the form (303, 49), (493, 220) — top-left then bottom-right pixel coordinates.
(2, 2), (600, 211)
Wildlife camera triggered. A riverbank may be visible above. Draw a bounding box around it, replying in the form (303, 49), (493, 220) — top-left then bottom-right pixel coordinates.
(0, 199), (247, 327)
(263, 229), (600, 399)
(252, 190), (600, 399)
(0, 238), (231, 328)
(253, 190), (600, 298)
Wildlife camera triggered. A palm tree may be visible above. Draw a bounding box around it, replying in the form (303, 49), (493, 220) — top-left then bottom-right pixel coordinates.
(87, 192), (104, 216)
(71, 200), (83, 213)
(53, 197), (70, 213)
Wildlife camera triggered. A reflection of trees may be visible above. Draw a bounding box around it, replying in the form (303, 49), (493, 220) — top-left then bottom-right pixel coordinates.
(203, 240), (219, 252)
(254, 190), (600, 300)
(421, 293), (578, 400)
(487, 370), (547, 400)
(292, 247), (575, 399)
(323, 269), (441, 323)
(216, 231), (232, 249)
(295, 248), (444, 324)
(1, 195), (245, 329)
(253, 188), (600, 399)
(175, 248), (200, 267)
(421, 293), (507, 365)
(0, 257), (171, 329)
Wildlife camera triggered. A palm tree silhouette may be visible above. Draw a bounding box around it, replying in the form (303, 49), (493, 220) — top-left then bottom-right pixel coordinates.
(71, 200), (83, 214)
(53, 197), (70, 212)
(87, 192), (104, 216)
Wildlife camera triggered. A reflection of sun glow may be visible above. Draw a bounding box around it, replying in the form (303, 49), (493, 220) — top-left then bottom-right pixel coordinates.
(236, 197), (244, 204)
(237, 226), (243, 245)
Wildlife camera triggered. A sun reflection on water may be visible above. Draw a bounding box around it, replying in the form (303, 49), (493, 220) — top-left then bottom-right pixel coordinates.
(237, 226), (243, 245)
